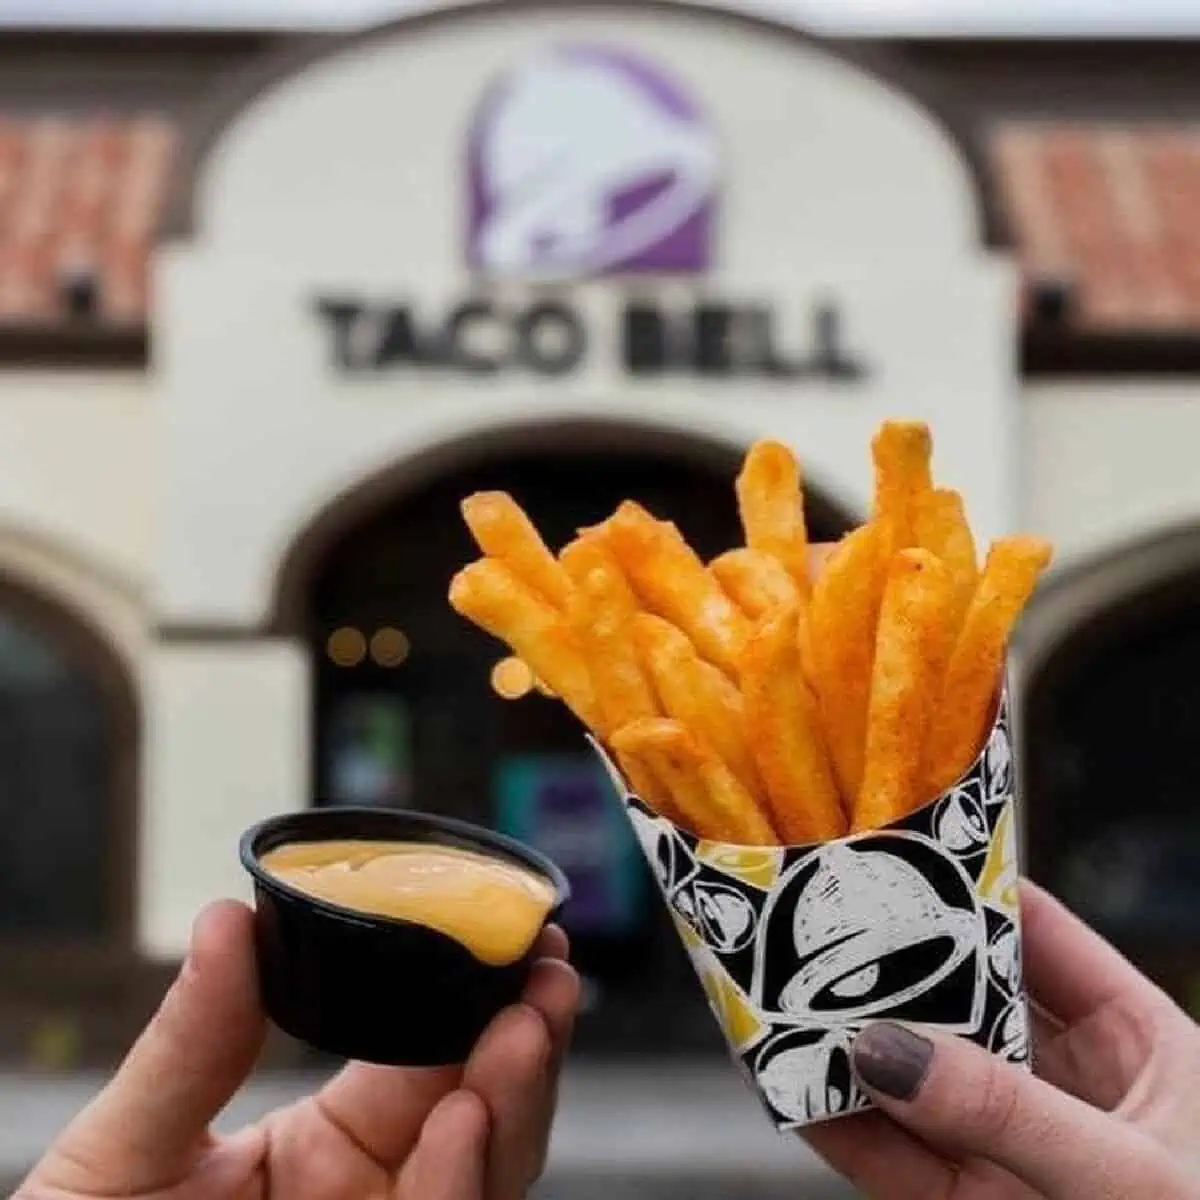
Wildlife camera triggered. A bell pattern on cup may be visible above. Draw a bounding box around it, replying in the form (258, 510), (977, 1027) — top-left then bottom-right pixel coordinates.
(595, 691), (1029, 1129)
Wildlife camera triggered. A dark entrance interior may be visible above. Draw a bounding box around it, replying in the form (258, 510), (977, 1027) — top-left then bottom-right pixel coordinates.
(1024, 573), (1200, 1018)
(0, 581), (143, 1070)
(0, 590), (132, 950)
(303, 431), (848, 1055)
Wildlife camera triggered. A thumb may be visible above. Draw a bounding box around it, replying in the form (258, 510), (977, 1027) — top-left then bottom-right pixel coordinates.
(851, 1022), (1185, 1200)
(33, 901), (266, 1193)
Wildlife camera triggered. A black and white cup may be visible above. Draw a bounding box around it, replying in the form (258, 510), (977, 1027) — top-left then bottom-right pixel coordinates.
(592, 689), (1027, 1129)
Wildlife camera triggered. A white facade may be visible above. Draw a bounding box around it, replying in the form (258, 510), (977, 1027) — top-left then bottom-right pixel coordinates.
(0, 2), (1193, 959)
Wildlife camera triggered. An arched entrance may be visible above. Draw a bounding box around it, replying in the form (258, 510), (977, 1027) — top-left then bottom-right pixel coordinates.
(274, 422), (852, 1053)
(0, 574), (138, 1021)
(1024, 553), (1200, 1018)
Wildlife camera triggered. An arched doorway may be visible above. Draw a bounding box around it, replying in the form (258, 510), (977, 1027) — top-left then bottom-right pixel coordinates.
(0, 577), (137, 999)
(278, 424), (852, 1054)
(1024, 564), (1200, 1017)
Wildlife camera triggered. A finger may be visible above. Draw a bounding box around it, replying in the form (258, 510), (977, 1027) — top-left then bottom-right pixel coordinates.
(1020, 880), (1173, 1025)
(520, 957), (581, 1178)
(316, 1063), (461, 1170)
(535, 923), (569, 962)
(34, 901), (265, 1193)
(317, 944), (576, 1170)
(525, 956), (580, 1061)
(462, 1004), (556, 1200)
(1029, 1003), (1082, 1099)
(399, 1091), (490, 1200)
(852, 1022), (1186, 1199)
(802, 1109), (955, 1199)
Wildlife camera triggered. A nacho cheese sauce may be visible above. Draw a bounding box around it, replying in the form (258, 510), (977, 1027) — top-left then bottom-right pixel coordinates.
(259, 839), (556, 966)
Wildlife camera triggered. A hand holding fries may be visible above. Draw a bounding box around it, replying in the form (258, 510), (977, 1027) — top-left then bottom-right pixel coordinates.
(449, 420), (1052, 848)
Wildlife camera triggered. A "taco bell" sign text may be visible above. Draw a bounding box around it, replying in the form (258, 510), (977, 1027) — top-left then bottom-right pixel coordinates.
(313, 295), (865, 380)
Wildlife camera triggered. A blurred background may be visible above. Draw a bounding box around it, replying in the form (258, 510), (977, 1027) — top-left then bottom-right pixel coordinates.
(0, 1), (1199, 1195)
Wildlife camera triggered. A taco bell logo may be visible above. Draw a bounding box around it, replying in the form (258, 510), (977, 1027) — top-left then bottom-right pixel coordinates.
(466, 44), (717, 278)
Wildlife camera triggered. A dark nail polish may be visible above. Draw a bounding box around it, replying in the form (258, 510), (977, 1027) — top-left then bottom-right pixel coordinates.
(852, 1023), (934, 1101)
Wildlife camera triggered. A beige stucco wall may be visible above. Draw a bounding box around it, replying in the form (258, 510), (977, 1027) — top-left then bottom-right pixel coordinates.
(1019, 379), (1200, 666)
(140, 640), (310, 958)
(0, 371), (152, 590)
(1021, 379), (1200, 568)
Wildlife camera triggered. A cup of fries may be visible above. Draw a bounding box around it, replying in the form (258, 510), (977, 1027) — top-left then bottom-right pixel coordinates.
(449, 421), (1052, 1129)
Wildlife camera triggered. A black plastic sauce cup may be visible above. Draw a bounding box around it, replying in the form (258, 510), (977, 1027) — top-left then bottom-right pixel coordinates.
(239, 807), (571, 1067)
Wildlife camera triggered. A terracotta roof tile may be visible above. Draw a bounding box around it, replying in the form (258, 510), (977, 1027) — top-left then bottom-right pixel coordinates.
(992, 123), (1200, 333)
(0, 114), (173, 327)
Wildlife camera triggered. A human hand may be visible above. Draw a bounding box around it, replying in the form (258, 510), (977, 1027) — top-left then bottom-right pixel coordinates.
(18, 899), (580, 1200)
(806, 879), (1200, 1198)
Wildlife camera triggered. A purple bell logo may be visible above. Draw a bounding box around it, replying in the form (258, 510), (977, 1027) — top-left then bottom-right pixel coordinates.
(466, 44), (718, 279)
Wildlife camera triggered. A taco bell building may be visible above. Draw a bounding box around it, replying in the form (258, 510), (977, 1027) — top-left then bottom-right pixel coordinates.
(1, 2), (1199, 1062)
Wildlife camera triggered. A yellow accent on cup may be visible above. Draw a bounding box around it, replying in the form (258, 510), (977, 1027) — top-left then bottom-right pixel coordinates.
(977, 800), (1019, 916)
(695, 842), (784, 890)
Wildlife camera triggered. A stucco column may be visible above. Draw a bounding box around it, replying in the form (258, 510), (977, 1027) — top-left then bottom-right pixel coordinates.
(139, 637), (310, 959)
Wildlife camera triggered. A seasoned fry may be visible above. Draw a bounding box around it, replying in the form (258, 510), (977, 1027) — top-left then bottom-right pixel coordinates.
(613, 744), (683, 824)
(571, 565), (659, 732)
(461, 492), (573, 609)
(808, 522), (888, 804)
(710, 548), (799, 620)
(632, 613), (760, 797)
(603, 500), (750, 677)
(925, 536), (1053, 795)
(490, 656), (535, 700)
(735, 440), (809, 589)
(559, 531), (637, 607)
(915, 487), (978, 634)
(610, 719), (778, 844)
(871, 421), (933, 553)
(807, 543), (836, 577)
(742, 606), (845, 843)
(449, 558), (601, 730)
(854, 550), (956, 833)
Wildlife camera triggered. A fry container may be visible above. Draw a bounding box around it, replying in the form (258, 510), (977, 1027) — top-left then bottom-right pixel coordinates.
(589, 689), (1028, 1130)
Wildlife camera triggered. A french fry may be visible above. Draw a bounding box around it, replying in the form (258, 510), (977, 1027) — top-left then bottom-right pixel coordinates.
(925, 536), (1053, 795)
(603, 500), (750, 677)
(710, 548), (799, 620)
(735, 440), (809, 589)
(632, 613), (760, 798)
(741, 606), (845, 843)
(915, 487), (978, 634)
(461, 492), (573, 609)
(559, 530), (636, 607)
(571, 565), (659, 732)
(807, 543), (836, 577)
(871, 421), (933, 553)
(610, 719), (778, 845)
(490, 656), (535, 700)
(449, 559), (601, 730)
(854, 549), (957, 833)
(613, 744), (683, 824)
(808, 522), (888, 804)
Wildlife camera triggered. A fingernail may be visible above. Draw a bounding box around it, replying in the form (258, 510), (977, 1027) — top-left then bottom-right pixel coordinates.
(852, 1023), (934, 1101)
